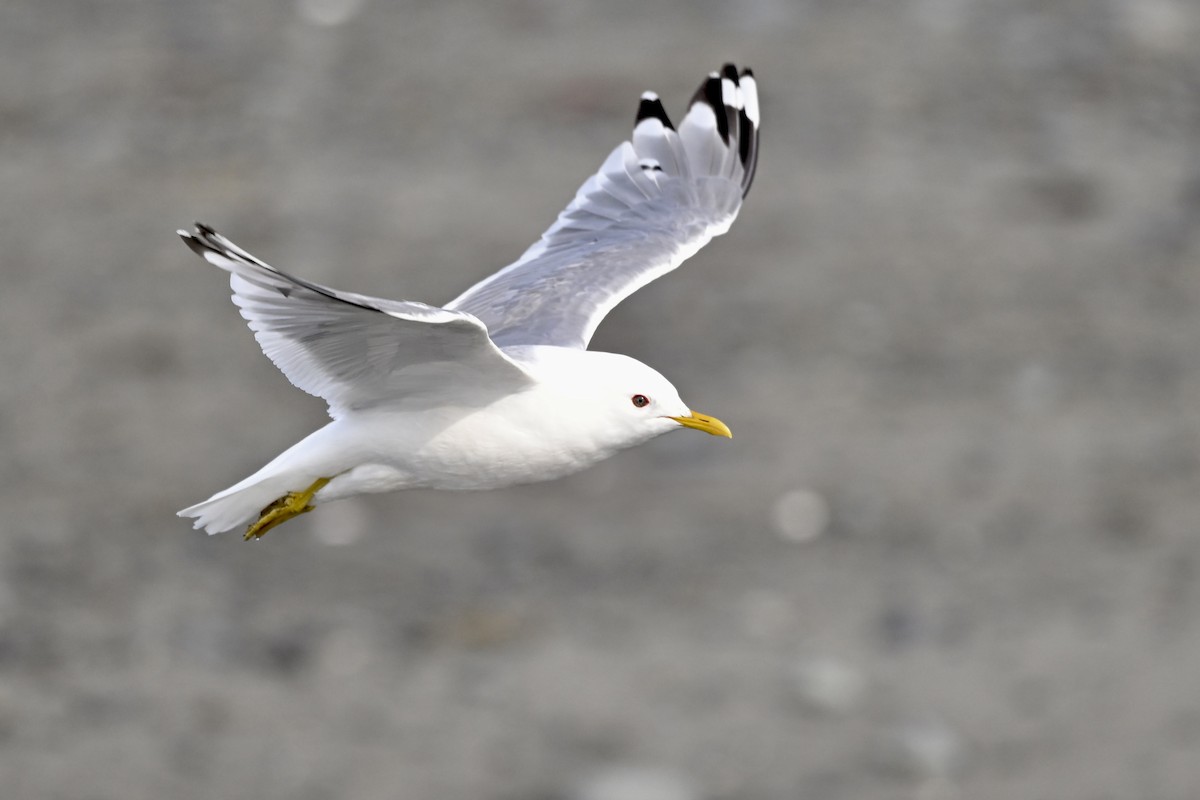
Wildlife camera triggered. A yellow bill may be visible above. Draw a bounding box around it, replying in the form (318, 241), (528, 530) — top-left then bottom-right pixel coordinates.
(669, 411), (732, 438)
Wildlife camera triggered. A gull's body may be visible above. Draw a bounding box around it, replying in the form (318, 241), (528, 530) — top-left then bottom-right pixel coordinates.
(190, 349), (702, 533)
(179, 64), (759, 538)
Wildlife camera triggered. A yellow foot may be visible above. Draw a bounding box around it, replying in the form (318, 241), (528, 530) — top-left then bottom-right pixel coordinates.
(244, 477), (332, 541)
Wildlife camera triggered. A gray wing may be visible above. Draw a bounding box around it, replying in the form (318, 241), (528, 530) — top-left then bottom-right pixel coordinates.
(180, 223), (534, 416)
(445, 64), (759, 350)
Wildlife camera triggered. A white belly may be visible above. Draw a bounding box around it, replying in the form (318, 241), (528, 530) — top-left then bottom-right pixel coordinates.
(311, 391), (633, 502)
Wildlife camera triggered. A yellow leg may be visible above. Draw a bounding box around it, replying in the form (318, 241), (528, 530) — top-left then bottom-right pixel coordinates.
(244, 477), (332, 541)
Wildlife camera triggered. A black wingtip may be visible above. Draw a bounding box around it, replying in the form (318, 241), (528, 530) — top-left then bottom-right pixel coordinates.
(690, 74), (730, 145)
(179, 228), (208, 258)
(738, 109), (754, 183)
(635, 93), (676, 131)
(678, 64), (760, 197)
(727, 66), (759, 198)
(180, 221), (229, 259)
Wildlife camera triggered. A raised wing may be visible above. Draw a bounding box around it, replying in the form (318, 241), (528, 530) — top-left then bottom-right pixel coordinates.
(445, 64), (759, 350)
(180, 223), (533, 416)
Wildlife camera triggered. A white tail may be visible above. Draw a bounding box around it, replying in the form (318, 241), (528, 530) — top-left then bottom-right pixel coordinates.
(178, 422), (348, 534)
(178, 473), (298, 535)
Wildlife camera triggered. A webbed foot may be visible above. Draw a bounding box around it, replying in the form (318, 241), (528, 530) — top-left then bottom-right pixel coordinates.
(245, 477), (332, 541)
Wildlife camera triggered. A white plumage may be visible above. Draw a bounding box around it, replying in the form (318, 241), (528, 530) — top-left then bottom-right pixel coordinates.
(178, 64), (759, 538)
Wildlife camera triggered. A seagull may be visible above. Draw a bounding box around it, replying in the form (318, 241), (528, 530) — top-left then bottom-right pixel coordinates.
(178, 63), (759, 540)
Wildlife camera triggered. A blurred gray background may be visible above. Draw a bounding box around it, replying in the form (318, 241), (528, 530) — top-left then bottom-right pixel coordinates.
(4, 1), (1200, 798)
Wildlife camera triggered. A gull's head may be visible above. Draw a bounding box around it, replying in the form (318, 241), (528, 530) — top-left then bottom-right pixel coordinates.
(530, 350), (731, 447)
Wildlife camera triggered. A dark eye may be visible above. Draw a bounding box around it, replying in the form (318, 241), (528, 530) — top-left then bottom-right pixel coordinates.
(631, 394), (650, 408)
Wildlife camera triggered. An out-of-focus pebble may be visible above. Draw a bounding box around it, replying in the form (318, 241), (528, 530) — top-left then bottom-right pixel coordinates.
(875, 717), (965, 780)
(1122, 0), (1193, 51)
(295, 0), (364, 27)
(790, 656), (866, 715)
(570, 765), (699, 800)
(771, 488), (831, 543)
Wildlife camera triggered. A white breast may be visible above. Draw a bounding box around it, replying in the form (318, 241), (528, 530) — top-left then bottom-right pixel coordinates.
(313, 347), (678, 500)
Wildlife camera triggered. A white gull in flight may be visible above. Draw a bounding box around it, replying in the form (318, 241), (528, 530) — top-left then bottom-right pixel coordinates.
(178, 63), (759, 539)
